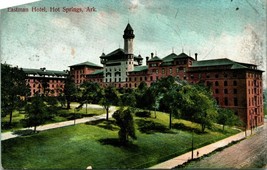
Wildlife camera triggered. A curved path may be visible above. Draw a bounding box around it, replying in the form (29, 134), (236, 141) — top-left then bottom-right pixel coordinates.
(1, 104), (116, 141)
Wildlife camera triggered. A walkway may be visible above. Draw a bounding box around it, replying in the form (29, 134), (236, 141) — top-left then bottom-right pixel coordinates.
(149, 124), (265, 169)
(1, 104), (116, 141)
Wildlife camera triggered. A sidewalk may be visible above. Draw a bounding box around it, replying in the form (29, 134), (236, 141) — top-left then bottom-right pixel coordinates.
(149, 126), (263, 169)
(1, 105), (116, 141)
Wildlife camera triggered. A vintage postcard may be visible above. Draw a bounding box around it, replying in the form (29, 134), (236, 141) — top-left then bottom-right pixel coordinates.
(1, 0), (266, 169)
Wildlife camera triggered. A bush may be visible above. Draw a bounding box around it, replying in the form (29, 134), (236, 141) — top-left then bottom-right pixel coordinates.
(135, 111), (151, 118)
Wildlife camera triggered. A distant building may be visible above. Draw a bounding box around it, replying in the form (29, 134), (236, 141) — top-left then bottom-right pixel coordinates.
(23, 68), (68, 97)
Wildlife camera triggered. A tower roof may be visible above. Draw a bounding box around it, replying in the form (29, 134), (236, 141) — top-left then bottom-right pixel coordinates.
(123, 23), (135, 39)
(124, 23), (133, 31)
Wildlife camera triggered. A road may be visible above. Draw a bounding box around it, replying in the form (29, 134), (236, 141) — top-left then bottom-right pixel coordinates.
(1, 104), (116, 141)
(185, 119), (267, 169)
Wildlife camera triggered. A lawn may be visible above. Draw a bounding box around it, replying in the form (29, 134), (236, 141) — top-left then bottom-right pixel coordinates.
(2, 111), (240, 169)
(1, 105), (106, 132)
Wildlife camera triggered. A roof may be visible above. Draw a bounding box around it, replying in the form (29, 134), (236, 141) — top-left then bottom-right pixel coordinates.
(192, 58), (235, 67)
(124, 23), (133, 31)
(148, 56), (162, 62)
(162, 52), (193, 62)
(22, 68), (68, 76)
(69, 61), (102, 68)
(91, 70), (103, 75)
(130, 65), (148, 72)
(191, 58), (263, 71)
(162, 53), (179, 62)
(100, 48), (125, 58)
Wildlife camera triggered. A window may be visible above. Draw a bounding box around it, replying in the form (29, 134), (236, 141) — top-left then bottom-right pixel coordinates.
(234, 89), (237, 94)
(156, 69), (158, 74)
(215, 89), (219, 94)
(140, 77), (143, 81)
(233, 80), (237, 86)
(150, 76), (153, 81)
(224, 97), (228, 106)
(215, 81), (219, 86)
(224, 81), (228, 86)
(224, 73), (228, 78)
(170, 68), (172, 74)
(234, 98), (238, 106)
(216, 97), (219, 104)
(162, 68), (165, 74)
(206, 73), (210, 78)
(224, 89), (228, 94)
(215, 74), (219, 78)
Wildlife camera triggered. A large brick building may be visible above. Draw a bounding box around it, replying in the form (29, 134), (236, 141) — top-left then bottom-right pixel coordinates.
(23, 68), (68, 97)
(69, 23), (264, 129)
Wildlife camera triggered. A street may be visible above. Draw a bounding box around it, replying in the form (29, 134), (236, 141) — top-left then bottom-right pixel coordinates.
(186, 119), (267, 169)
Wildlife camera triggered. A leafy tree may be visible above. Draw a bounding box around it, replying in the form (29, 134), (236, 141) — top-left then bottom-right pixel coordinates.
(161, 85), (182, 129)
(64, 74), (77, 109)
(217, 108), (242, 131)
(120, 90), (136, 108)
(150, 76), (182, 128)
(112, 108), (137, 145)
(100, 85), (119, 120)
(24, 95), (48, 133)
(1, 64), (30, 126)
(80, 82), (102, 113)
(181, 85), (218, 132)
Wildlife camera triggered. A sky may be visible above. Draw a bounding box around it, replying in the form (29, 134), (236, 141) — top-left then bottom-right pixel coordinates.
(0, 0), (266, 80)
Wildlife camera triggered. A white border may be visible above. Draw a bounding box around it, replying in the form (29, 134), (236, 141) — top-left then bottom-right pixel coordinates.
(0, 0), (41, 9)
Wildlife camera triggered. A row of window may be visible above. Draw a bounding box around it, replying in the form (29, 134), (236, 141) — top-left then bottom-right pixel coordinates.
(216, 97), (238, 106)
(248, 80), (261, 87)
(248, 96), (263, 106)
(214, 80), (237, 86)
(215, 88), (238, 94)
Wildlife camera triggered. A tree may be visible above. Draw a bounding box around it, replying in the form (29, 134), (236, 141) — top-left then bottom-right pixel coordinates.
(80, 82), (102, 113)
(217, 108), (242, 131)
(24, 95), (48, 133)
(181, 85), (218, 132)
(161, 85), (182, 129)
(151, 76), (182, 128)
(112, 108), (137, 145)
(64, 74), (77, 109)
(100, 85), (119, 120)
(1, 64), (29, 126)
(120, 90), (136, 108)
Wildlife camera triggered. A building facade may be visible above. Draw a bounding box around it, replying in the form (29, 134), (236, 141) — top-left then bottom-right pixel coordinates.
(23, 68), (68, 97)
(69, 23), (264, 129)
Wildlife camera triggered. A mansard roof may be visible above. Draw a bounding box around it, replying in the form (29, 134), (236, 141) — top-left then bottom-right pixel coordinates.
(91, 69), (103, 75)
(130, 65), (148, 72)
(100, 48), (125, 59)
(191, 58), (263, 71)
(69, 61), (102, 68)
(23, 68), (68, 77)
(148, 56), (162, 62)
(162, 53), (179, 62)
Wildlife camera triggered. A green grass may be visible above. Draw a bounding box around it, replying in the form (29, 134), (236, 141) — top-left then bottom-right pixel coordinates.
(2, 111), (239, 169)
(1, 106), (106, 132)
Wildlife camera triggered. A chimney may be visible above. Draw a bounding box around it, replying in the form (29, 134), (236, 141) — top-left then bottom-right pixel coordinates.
(195, 53), (198, 61)
(151, 53), (154, 59)
(146, 56), (149, 65)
